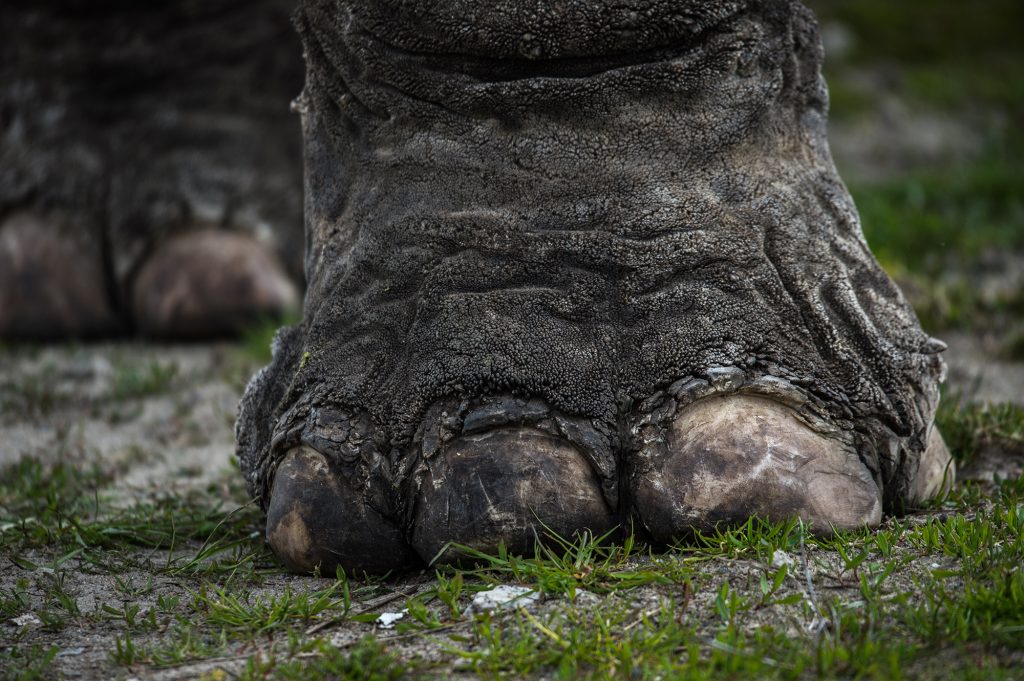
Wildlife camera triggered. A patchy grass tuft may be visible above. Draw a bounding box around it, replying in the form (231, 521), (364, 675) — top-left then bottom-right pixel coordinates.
(110, 359), (178, 400)
(237, 636), (421, 681)
(937, 396), (1024, 465)
(445, 527), (683, 599)
(0, 644), (60, 681)
(854, 139), (1024, 279)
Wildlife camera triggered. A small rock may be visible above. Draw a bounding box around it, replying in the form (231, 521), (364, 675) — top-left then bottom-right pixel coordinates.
(771, 550), (795, 569)
(572, 589), (601, 607)
(376, 610), (406, 629)
(11, 613), (42, 628)
(468, 585), (539, 613)
(57, 647), (85, 657)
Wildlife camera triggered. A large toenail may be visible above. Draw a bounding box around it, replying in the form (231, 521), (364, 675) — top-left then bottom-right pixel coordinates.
(132, 229), (298, 338)
(411, 427), (616, 565)
(266, 446), (418, 575)
(632, 394), (882, 541)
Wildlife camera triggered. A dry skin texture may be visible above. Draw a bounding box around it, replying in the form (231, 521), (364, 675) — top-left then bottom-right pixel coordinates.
(238, 0), (947, 573)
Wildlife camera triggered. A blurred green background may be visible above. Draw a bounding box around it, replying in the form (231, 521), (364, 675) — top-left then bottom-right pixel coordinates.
(807, 0), (1024, 356)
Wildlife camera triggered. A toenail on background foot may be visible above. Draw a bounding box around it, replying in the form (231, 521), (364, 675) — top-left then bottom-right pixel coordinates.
(131, 229), (298, 339)
(632, 394), (882, 541)
(0, 212), (119, 339)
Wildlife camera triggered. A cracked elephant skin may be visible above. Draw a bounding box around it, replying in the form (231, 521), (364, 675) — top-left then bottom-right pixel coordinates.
(237, 0), (952, 574)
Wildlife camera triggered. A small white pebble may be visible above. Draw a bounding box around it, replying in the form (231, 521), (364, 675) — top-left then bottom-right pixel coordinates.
(771, 550), (795, 569)
(376, 610), (406, 629)
(11, 613), (42, 628)
(468, 585), (539, 613)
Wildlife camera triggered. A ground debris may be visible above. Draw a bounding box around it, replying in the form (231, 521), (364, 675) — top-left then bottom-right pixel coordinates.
(467, 585), (539, 614)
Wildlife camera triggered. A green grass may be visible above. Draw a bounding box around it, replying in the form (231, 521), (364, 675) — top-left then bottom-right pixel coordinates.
(0, 356), (179, 417)
(848, 135), (1024, 336)
(812, 0), (1024, 67)
(237, 636), (420, 681)
(900, 61), (1024, 113)
(811, 0), (1019, 109)
(812, 0), (1024, 114)
(0, 645), (60, 681)
(433, 479), (1024, 680)
(110, 359), (178, 400)
(191, 581), (350, 637)
(444, 527), (685, 600)
(0, 457), (269, 575)
(853, 138), (1024, 277)
(937, 396), (1024, 466)
(0, 361), (61, 417)
(806, 0), (1024, 340)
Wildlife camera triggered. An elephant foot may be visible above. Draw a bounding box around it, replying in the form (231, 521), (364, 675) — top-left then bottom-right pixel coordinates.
(266, 445), (418, 575)
(411, 424), (617, 566)
(0, 212), (119, 340)
(4, 0), (304, 341)
(131, 229), (299, 339)
(238, 0), (952, 575)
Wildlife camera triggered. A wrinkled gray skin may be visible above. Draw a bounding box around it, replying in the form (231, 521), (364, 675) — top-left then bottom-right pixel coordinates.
(238, 0), (945, 568)
(0, 0), (304, 336)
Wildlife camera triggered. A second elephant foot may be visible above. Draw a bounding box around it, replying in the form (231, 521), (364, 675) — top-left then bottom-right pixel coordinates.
(132, 229), (298, 338)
